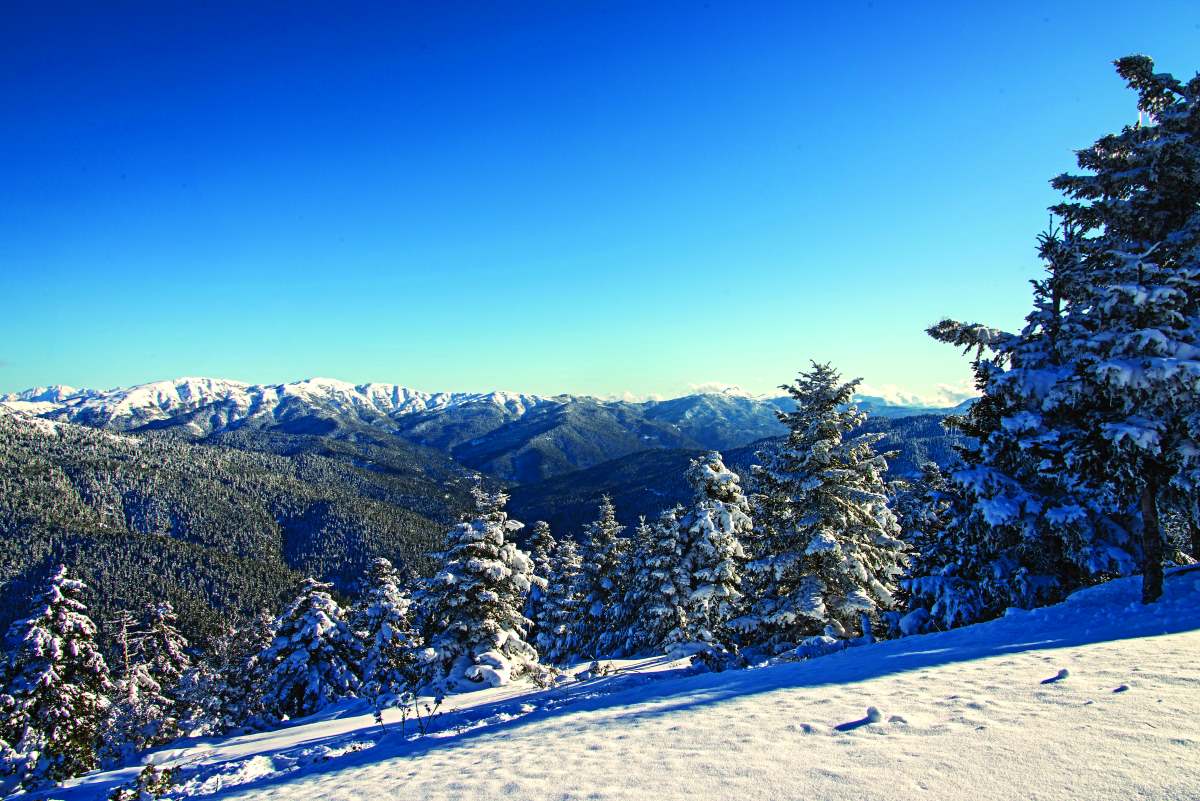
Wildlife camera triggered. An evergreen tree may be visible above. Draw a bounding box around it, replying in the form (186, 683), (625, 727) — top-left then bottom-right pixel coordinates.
(536, 538), (584, 665)
(0, 566), (112, 787)
(176, 627), (234, 737)
(138, 601), (189, 742)
(522, 521), (557, 645)
(354, 558), (423, 712)
(255, 579), (361, 721)
(915, 58), (1200, 612)
(98, 611), (168, 766)
(892, 463), (986, 632)
(735, 364), (907, 651)
(668, 453), (749, 654)
(621, 508), (689, 655)
(420, 486), (541, 689)
(575, 496), (628, 658)
(1044, 56), (1200, 603)
(912, 315), (1083, 627)
(141, 602), (190, 695)
(0, 733), (20, 797)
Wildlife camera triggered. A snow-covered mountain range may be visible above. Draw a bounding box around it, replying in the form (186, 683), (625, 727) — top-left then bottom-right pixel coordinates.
(0, 376), (969, 484)
(0, 377), (548, 431)
(0, 376), (965, 430)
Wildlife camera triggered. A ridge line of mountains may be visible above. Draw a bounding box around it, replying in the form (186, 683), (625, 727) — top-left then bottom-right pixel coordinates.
(1, 375), (971, 482)
(0, 375), (969, 639)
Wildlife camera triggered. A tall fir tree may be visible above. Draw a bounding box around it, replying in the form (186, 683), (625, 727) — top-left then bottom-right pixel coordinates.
(735, 364), (907, 650)
(255, 579), (362, 722)
(1044, 56), (1200, 603)
(353, 558), (424, 712)
(98, 610), (170, 766)
(522, 521), (557, 645)
(0, 566), (112, 787)
(575, 496), (628, 658)
(420, 486), (541, 688)
(913, 310), (1089, 626)
(536, 538), (584, 665)
(913, 57), (1200, 614)
(621, 508), (689, 655)
(668, 453), (749, 654)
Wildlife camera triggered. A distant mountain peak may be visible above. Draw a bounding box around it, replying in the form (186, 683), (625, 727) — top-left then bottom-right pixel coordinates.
(0, 384), (84, 403)
(686, 383), (763, 399)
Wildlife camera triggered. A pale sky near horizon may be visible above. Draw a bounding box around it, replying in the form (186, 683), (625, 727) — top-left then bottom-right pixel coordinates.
(2, 2), (1198, 403)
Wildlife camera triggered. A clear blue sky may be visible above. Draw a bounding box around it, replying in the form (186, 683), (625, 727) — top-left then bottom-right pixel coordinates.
(2, 2), (1197, 401)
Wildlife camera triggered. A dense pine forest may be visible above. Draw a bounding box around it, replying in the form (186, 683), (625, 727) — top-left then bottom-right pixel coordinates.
(1, 56), (1198, 796)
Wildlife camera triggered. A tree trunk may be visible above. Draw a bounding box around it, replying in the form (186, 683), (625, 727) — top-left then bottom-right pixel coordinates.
(1190, 498), (1200, 564)
(1140, 480), (1164, 604)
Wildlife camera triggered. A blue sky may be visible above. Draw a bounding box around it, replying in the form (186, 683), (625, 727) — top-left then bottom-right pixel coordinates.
(2, 2), (1197, 401)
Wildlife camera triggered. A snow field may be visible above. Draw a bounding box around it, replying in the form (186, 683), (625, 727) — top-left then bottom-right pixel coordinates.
(49, 568), (1200, 801)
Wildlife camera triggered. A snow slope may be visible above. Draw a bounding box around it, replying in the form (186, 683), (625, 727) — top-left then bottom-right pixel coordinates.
(42, 571), (1200, 801)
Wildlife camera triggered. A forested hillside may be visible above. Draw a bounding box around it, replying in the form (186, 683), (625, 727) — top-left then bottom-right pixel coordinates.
(509, 413), (964, 536)
(0, 408), (464, 640)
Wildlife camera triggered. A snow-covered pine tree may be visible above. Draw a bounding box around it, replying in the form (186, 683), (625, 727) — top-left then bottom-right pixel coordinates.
(255, 579), (361, 722)
(1043, 56), (1200, 603)
(575, 496), (628, 658)
(0, 732), (19, 797)
(621, 508), (689, 655)
(140, 602), (189, 694)
(420, 486), (541, 689)
(668, 453), (749, 655)
(137, 601), (189, 742)
(735, 364), (907, 651)
(536, 537), (584, 665)
(614, 515), (655, 655)
(912, 310), (1085, 627)
(911, 58), (1200, 616)
(175, 627), (232, 737)
(0, 566), (112, 787)
(522, 521), (557, 645)
(975, 222), (1137, 581)
(354, 558), (423, 712)
(231, 610), (277, 725)
(98, 611), (167, 767)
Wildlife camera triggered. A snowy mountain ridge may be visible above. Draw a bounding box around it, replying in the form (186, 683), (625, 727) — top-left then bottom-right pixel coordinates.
(0, 376), (554, 434)
(0, 375), (966, 429)
(0, 376), (969, 484)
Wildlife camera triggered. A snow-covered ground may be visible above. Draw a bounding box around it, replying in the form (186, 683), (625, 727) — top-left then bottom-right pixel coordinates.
(45, 568), (1200, 801)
